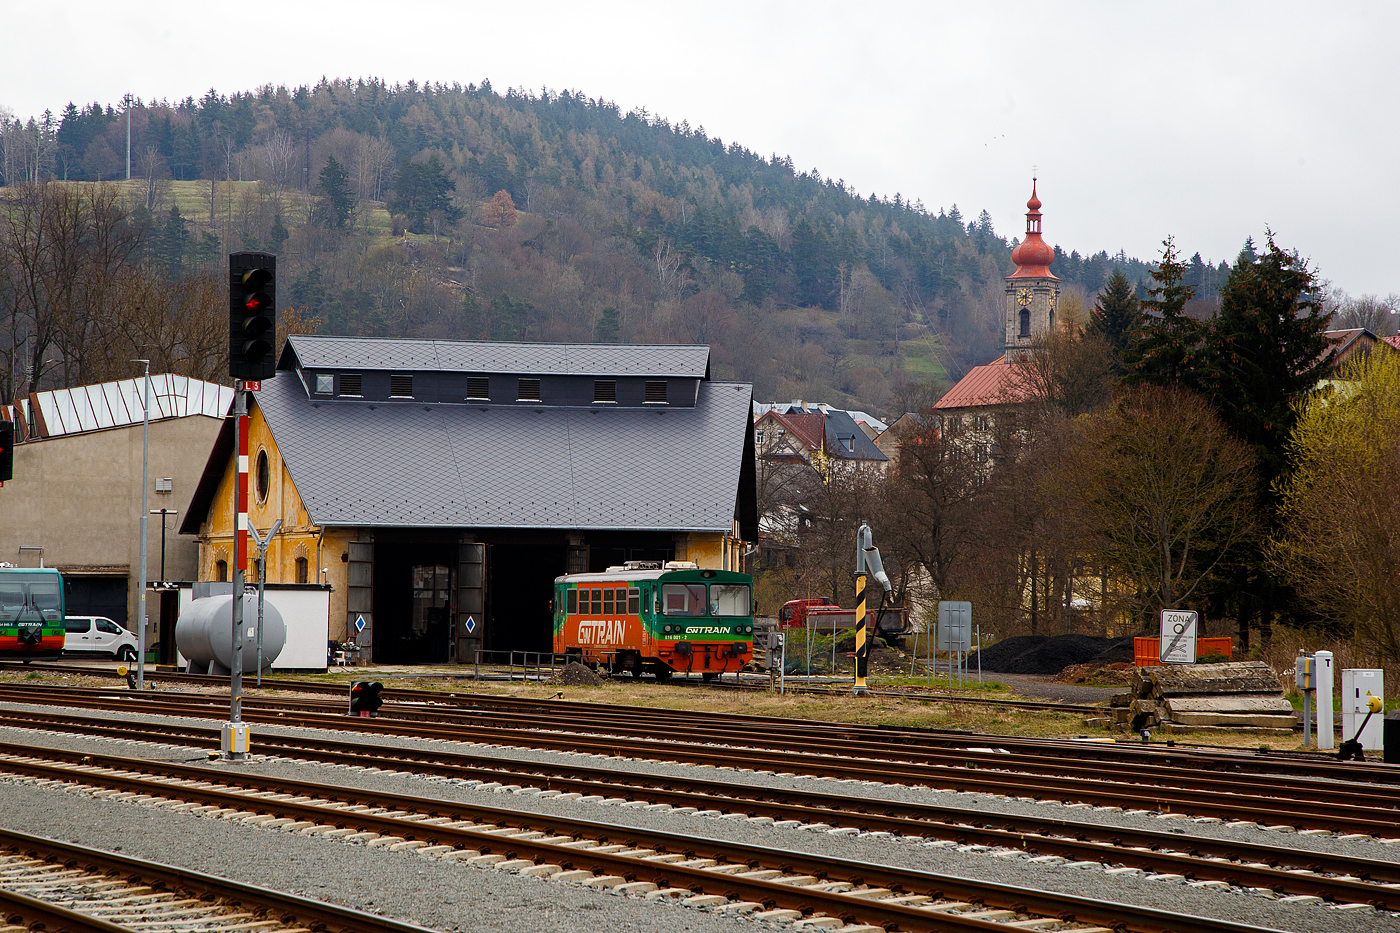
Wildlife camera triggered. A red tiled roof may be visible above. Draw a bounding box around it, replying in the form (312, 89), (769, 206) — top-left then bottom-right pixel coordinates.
(1384, 335), (1400, 351)
(756, 409), (825, 452)
(933, 356), (1033, 410)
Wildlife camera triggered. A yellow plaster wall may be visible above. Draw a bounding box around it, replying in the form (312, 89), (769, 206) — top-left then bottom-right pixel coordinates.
(195, 400), (351, 641)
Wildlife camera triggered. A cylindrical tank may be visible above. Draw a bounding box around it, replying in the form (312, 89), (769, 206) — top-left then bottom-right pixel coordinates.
(176, 594), (286, 674)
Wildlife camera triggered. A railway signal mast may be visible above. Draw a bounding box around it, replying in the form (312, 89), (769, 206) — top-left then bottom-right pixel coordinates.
(224, 252), (277, 761)
(853, 522), (892, 696)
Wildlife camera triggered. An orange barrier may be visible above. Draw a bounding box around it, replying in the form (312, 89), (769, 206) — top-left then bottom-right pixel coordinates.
(1133, 636), (1233, 667)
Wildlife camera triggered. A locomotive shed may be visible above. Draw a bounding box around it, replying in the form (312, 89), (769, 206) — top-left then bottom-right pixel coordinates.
(180, 337), (758, 668)
(0, 682), (1394, 932)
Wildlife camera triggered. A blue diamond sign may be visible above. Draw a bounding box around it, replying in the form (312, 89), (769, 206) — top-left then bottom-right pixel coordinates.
(354, 614), (366, 633)
(464, 615), (477, 634)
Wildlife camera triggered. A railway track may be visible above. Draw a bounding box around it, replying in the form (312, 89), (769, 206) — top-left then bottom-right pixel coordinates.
(0, 682), (1394, 830)
(0, 825), (439, 933)
(0, 742), (1303, 933)
(0, 708), (1396, 909)
(0, 661), (1107, 714)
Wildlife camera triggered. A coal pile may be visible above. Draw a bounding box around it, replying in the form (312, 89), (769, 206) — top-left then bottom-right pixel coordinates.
(548, 661), (607, 686)
(974, 633), (1137, 676)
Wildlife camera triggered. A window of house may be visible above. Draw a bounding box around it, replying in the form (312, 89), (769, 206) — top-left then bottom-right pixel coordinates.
(974, 445), (988, 463)
(216, 560), (228, 582)
(973, 415), (988, 431)
(390, 374), (413, 397)
(755, 430), (765, 444)
(295, 557), (309, 584)
(593, 380), (617, 403)
(644, 380), (668, 403)
(315, 374), (333, 394)
(466, 376), (490, 400)
(255, 450), (270, 502)
(518, 378), (541, 401)
(339, 373), (362, 397)
(1019, 308), (1030, 337)
(840, 435), (854, 452)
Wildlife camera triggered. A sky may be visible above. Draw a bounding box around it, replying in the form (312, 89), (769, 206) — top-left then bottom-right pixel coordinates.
(5, 1), (1397, 295)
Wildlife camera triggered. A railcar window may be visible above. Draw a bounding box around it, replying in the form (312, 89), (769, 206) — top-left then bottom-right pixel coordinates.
(661, 583), (707, 616)
(603, 589), (615, 614)
(709, 584), (752, 617)
(628, 588), (640, 614)
(567, 590), (578, 614)
(590, 589), (603, 615)
(615, 588), (627, 610)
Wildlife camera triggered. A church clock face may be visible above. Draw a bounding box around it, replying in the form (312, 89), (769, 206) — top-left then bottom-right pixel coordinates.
(1015, 287), (1033, 307)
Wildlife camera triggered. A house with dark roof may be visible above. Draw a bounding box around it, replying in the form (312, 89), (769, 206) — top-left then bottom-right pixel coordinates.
(180, 336), (757, 665)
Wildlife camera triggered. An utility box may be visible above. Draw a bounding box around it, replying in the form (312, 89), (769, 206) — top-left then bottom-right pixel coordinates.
(1341, 669), (1384, 751)
(1385, 710), (1400, 765)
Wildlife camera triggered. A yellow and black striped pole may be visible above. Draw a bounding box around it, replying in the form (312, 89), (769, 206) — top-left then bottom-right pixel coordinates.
(853, 571), (868, 695)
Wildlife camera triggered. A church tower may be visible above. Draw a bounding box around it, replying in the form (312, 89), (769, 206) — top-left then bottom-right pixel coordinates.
(1004, 180), (1060, 360)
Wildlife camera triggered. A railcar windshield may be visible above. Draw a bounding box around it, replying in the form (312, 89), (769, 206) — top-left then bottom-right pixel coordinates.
(709, 584), (751, 617)
(0, 573), (64, 624)
(661, 583), (707, 616)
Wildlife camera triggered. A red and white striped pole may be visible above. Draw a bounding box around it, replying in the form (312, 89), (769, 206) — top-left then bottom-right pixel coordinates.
(223, 386), (251, 760)
(236, 407), (249, 573)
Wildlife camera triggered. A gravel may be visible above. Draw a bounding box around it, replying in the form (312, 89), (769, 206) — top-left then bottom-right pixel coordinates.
(0, 701), (1397, 933)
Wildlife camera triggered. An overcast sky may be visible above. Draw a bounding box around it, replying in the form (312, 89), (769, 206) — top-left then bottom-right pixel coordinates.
(6, 2), (1395, 294)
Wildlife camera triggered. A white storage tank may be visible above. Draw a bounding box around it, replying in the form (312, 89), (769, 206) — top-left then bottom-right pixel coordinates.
(176, 594), (286, 674)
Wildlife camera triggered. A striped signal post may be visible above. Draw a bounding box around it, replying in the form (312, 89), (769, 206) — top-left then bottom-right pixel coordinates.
(853, 571), (869, 695)
(852, 521), (892, 697)
(223, 386), (252, 761)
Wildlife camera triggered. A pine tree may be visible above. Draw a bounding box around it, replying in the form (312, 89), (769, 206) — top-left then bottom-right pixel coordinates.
(594, 306), (621, 343)
(1089, 269), (1140, 369)
(1205, 234), (1331, 497)
(1199, 234), (1332, 650)
(318, 156), (353, 229)
(1122, 237), (1203, 389)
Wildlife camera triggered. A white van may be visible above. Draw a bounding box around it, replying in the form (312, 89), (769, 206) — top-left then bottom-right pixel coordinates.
(63, 616), (138, 661)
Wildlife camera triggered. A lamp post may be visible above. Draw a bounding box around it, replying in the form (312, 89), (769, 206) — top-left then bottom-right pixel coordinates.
(133, 360), (151, 690)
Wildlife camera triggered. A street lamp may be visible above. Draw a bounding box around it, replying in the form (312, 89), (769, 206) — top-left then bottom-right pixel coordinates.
(133, 359), (151, 690)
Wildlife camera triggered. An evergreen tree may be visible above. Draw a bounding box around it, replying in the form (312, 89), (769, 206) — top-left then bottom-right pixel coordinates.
(390, 155), (460, 233)
(790, 217), (835, 309)
(317, 156), (353, 229)
(269, 214), (289, 252)
(1205, 234), (1332, 497)
(1199, 234), (1333, 650)
(157, 206), (189, 278)
(1122, 237), (1203, 389)
(1089, 269), (1140, 369)
(594, 306), (621, 343)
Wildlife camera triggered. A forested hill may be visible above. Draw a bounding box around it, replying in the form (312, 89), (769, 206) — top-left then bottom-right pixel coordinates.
(3, 78), (1227, 413)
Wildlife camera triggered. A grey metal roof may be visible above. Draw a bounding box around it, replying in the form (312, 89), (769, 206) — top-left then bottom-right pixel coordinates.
(282, 336), (711, 378)
(249, 376), (753, 533)
(823, 409), (888, 461)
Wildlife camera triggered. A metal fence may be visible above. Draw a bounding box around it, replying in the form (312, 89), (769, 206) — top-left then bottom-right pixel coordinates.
(471, 649), (561, 682)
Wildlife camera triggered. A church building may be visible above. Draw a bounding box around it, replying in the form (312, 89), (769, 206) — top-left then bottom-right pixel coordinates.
(932, 181), (1060, 451)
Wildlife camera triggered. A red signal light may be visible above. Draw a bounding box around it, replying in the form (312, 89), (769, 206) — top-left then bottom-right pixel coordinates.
(245, 294), (267, 312)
